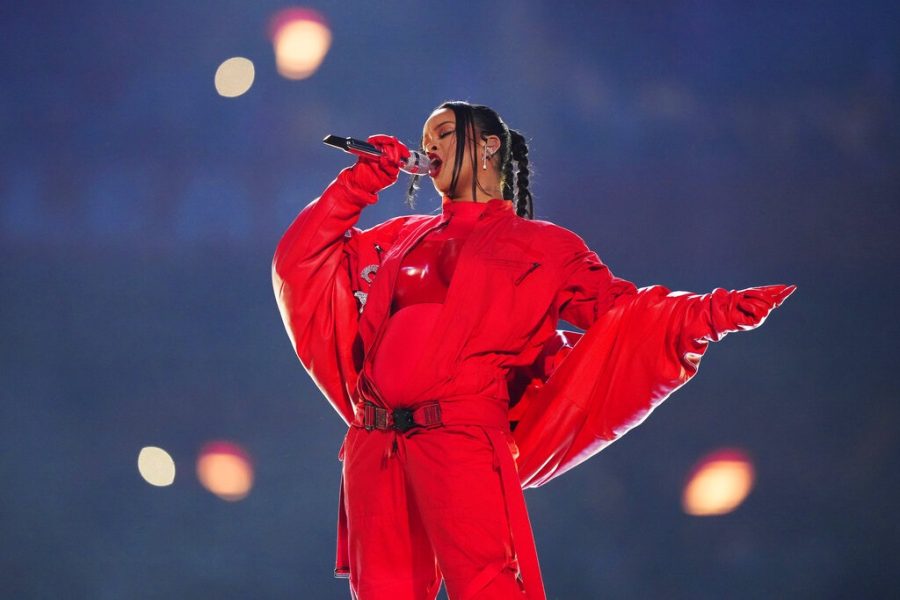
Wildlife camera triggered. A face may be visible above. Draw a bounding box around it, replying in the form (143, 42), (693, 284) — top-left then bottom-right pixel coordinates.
(421, 108), (471, 198)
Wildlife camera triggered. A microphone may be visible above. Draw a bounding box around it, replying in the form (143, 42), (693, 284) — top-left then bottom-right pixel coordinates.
(323, 135), (432, 175)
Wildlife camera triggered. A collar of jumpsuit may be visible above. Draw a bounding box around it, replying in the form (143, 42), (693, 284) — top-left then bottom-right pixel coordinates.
(440, 196), (515, 221)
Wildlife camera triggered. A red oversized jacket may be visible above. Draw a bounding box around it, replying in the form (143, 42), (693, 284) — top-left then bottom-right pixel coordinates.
(272, 169), (754, 580)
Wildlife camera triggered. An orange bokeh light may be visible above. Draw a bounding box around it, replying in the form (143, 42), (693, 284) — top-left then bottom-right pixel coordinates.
(196, 440), (254, 501)
(268, 7), (332, 80)
(682, 448), (756, 516)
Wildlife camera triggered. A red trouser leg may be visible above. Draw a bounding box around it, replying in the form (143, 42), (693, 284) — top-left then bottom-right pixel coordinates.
(342, 426), (442, 600)
(343, 424), (527, 600)
(405, 425), (527, 600)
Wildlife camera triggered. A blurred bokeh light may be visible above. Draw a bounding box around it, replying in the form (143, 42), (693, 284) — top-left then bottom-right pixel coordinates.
(137, 446), (176, 487)
(268, 7), (331, 80)
(682, 448), (756, 516)
(196, 441), (254, 501)
(214, 57), (255, 98)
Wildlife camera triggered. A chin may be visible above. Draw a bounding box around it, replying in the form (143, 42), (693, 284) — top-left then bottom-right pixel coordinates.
(431, 179), (451, 197)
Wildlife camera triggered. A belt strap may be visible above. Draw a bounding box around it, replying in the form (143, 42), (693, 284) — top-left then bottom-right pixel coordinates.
(483, 427), (546, 599)
(352, 395), (511, 433)
(359, 401), (443, 432)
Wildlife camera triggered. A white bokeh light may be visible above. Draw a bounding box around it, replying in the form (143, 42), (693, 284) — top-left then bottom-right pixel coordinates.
(138, 446), (176, 487)
(214, 57), (255, 98)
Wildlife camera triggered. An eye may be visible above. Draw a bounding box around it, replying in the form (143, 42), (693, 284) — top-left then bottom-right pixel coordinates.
(439, 130), (455, 139)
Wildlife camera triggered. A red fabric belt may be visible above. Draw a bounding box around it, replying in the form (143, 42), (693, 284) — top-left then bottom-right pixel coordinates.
(339, 396), (547, 600)
(350, 396), (511, 431)
(357, 400), (444, 432)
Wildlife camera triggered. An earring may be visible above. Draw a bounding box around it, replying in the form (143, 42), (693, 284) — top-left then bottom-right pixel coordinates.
(481, 144), (494, 171)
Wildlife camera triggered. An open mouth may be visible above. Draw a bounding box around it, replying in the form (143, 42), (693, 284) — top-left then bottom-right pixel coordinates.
(428, 154), (442, 178)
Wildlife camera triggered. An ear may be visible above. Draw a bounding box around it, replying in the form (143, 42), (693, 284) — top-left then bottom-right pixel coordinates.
(482, 133), (502, 155)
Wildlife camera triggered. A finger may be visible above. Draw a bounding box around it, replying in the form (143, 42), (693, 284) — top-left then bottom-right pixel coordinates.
(736, 298), (768, 323)
(385, 139), (411, 165)
(755, 284), (796, 308)
(366, 133), (395, 149)
(742, 284), (795, 307)
(381, 140), (402, 167)
(367, 135), (408, 159)
(774, 284), (797, 305)
(367, 134), (408, 172)
(735, 303), (759, 324)
(364, 134), (392, 164)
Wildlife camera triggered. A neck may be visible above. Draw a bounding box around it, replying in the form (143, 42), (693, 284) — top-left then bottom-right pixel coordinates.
(448, 184), (502, 203)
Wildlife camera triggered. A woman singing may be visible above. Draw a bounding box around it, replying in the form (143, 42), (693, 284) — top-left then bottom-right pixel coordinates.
(272, 101), (795, 600)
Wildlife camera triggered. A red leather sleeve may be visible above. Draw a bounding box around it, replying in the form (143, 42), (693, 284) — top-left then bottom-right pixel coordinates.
(514, 229), (795, 489)
(272, 169), (405, 425)
(551, 230), (638, 330)
(514, 286), (716, 489)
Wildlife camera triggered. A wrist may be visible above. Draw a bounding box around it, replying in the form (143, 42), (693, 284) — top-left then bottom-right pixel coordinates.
(336, 167), (380, 204)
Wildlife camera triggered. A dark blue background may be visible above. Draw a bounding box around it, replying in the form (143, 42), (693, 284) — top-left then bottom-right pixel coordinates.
(2, 1), (898, 598)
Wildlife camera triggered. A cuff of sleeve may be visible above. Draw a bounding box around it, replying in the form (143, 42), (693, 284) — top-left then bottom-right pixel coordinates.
(705, 287), (737, 342)
(335, 168), (379, 206)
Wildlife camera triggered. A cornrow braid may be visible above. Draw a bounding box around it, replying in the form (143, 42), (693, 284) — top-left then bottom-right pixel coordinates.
(508, 129), (533, 219)
(501, 134), (515, 201)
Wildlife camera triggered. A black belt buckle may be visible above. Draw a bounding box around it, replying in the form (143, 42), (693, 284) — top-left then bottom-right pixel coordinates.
(392, 408), (416, 432)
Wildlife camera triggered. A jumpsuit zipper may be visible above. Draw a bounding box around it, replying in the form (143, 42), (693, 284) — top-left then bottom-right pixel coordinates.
(514, 262), (541, 285)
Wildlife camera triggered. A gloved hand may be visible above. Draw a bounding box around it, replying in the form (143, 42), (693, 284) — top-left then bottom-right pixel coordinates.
(339, 134), (410, 195)
(702, 284), (797, 342)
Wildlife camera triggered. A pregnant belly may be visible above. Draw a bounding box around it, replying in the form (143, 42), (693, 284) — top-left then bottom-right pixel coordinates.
(369, 303), (443, 407)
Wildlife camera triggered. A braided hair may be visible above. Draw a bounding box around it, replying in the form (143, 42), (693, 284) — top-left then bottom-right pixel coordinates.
(407, 101), (534, 220)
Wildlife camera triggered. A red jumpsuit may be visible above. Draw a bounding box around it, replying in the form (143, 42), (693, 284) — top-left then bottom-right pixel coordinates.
(271, 168), (794, 600)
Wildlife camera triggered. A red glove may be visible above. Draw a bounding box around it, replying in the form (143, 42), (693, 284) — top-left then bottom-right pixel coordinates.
(339, 134), (410, 195)
(703, 284), (797, 342)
